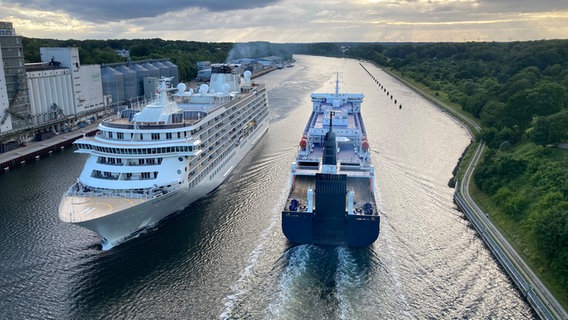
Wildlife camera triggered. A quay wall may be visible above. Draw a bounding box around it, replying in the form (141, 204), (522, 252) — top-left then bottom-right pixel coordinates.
(0, 128), (97, 172)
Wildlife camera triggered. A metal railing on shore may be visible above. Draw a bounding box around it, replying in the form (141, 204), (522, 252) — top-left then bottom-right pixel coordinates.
(454, 187), (556, 320)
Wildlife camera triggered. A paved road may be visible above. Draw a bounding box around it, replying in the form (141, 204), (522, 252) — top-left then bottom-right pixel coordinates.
(458, 142), (567, 320)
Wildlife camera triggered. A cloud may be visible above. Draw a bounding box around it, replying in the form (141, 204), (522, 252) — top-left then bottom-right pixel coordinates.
(2, 0), (281, 22)
(477, 0), (568, 12)
(3, 0), (568, 42)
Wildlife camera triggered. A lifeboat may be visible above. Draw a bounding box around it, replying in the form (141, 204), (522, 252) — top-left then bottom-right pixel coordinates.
(300, 137), (307, 149)
(362, 138), (369, 151)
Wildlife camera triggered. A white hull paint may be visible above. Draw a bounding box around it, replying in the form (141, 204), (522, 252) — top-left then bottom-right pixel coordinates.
(59, 68), (270, 249)
(72, 120), (268, 249)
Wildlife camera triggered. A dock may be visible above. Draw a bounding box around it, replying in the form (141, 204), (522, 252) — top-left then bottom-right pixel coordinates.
(0, 123), (99, 172)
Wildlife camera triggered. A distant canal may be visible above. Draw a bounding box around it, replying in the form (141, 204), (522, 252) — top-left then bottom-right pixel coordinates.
(0, 55), (535, 319)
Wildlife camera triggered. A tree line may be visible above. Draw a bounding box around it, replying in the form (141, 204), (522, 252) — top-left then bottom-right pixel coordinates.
(22, 38), (234, 82)
(22, 38), (295, 82)
(341, 40), (568, 297)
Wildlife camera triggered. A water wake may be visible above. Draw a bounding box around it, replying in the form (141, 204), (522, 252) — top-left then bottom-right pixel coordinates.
(219, 189), (286, 319)
(268, 245), (325, 319)
(335, 246), (362, 320)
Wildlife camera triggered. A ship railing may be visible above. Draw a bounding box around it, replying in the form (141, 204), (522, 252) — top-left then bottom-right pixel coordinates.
(338, 165), (369, 172)
(66, 189), (151, 200)
(66, 182), (177, 200)
(101, 120), (197, 130)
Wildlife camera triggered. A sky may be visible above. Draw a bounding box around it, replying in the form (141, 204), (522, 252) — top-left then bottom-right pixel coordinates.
(2, 0), (568, 43)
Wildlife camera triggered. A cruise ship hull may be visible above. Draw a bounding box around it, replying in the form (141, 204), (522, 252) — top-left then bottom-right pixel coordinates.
(60, 121), (268, 249)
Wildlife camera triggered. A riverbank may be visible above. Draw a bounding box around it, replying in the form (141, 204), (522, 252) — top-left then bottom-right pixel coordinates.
(379, 65), (567, 319)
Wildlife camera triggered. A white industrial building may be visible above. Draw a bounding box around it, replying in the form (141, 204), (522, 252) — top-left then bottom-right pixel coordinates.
(20, 47), (104, 130)
(39, 47), (104, 114)
(1, 21), (178, 149)
(75, 64), (104, 113)
(0, 47), (12, 133)
(26, 67), (74, 125)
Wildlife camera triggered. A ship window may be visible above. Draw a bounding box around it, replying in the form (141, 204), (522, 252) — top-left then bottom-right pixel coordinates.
(117, 132), (124, 139)
(178, 157), (183, 162)
(177, 132), (181, 138)
(166, 132), (172, 139)
(108, 132), (113, 139)
(152, 133), (160, 140)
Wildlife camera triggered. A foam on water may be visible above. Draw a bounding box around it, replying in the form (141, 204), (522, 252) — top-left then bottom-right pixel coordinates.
(267, 244), (319, 319)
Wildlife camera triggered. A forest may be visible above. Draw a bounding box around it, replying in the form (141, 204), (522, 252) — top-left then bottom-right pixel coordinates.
(21, 37), (567, 303)
(343, 40), (568, 301)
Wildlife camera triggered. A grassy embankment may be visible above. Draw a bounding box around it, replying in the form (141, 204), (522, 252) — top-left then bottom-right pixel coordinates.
(383, 67), (568, 310)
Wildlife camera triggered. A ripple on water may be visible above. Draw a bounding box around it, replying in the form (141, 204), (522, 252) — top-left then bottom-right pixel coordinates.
(0, 56), (536, 319)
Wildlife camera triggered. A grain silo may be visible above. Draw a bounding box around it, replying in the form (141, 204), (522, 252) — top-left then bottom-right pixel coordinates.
(142, 62), (160, 79)
(114, 65), (138, 101)
(152, 61), (169, 78)
(129, 63), (150, 97)
(101, 66), (125, 104)
(161, 60), (179, 85)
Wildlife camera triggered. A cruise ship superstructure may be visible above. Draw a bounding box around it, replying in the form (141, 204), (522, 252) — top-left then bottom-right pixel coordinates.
(281, 74), (380, 247)
(59, 66), (269, 249)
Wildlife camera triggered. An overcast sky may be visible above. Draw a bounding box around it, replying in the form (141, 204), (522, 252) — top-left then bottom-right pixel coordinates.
(2, 0), (567, 42)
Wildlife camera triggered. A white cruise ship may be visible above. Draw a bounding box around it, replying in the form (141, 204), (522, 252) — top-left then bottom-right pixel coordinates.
(59, 66), (269, 249)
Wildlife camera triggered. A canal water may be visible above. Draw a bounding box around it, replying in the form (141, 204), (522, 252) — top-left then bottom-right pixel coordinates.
(0, 55), (535, 319)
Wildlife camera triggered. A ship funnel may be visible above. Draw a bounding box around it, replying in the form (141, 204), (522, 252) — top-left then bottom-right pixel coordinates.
(322, 111), (337, 166)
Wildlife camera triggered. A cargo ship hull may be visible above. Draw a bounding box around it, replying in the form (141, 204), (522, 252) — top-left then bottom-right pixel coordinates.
(281, 73), (380, 247)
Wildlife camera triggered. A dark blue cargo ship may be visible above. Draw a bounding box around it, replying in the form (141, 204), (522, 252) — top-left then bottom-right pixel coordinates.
(281, 74), (380, 247)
